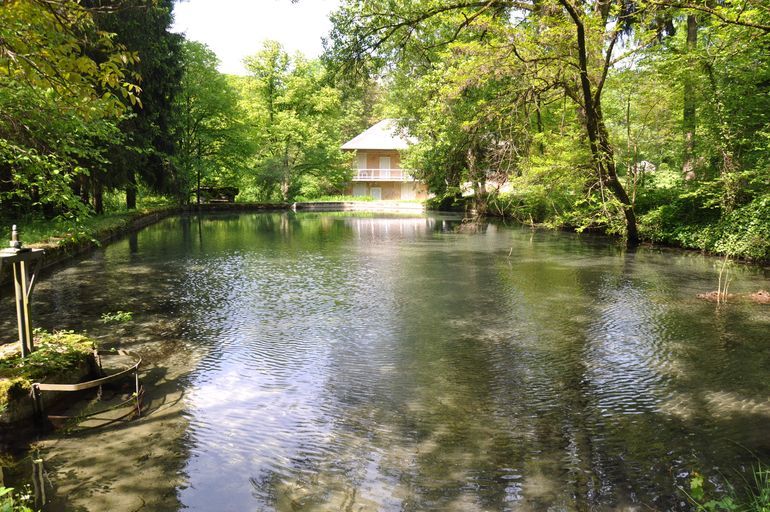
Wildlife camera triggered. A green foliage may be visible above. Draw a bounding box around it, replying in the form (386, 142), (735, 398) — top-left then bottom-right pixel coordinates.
(0, 1), (139, 216)
(98, 188), (176, 213)
(687, 465), (770, 512)
(642, 195), (770, 261)
(238, 41), (357, 202)
(425, 192), (471, 214)
(0, 486), (35, 512)
(100, 311), (133, 324)
(172, 42), (251, 205)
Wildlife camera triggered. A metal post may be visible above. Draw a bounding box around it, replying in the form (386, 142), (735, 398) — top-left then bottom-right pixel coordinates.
(1, 225), (44, 357)
(135, 370), (142, 417)
(32, 384), (44, 423)
(13, 259), (33, 356)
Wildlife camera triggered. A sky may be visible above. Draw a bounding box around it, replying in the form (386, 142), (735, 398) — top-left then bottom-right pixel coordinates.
(171, 0), (341, 75)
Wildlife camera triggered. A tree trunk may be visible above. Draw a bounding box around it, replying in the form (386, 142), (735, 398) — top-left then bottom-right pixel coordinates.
(597, 106), (639, 245)
(196, 165), (201, 206)
(79, 174), (90, 206)
(93, 181), (104, 214)
(281, 150), (291, 202)
(71, 179), (81, 204)
(535, 97), (545, 154)
(559, 0), (639, 246)
(683, 14), (698, 180)
(126, 170), (137, 210)
(467, 144), (488, 215)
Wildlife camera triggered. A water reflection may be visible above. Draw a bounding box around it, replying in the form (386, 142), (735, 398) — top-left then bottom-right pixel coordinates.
(0, 212), (768, 511)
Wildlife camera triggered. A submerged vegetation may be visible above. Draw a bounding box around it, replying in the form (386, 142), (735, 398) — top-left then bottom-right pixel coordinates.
(100, 311), (134, 325)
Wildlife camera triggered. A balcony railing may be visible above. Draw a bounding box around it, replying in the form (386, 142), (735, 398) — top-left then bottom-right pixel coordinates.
(351, 168), (416, 181)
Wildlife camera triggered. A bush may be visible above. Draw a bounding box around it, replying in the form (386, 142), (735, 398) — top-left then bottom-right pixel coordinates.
(640, 195), (770, 261)
(426, 192), (469, 212)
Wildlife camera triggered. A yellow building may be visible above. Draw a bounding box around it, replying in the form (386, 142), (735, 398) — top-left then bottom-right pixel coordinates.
(341, 119), (429, 200)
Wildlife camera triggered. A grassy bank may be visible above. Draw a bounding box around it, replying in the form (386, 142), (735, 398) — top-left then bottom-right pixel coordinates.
(5, 210), (161, 248)
(462, 189), (770, 263)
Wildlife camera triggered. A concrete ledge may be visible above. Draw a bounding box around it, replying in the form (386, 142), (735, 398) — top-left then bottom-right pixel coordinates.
(30, 207), (181, 275)
(5, 201), (425, 281)
(293, 201), (425, 213)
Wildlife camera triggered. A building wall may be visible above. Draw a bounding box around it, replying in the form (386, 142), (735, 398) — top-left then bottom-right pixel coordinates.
(359, 150), (401, 170)
(343, 180), (430, 200)
(343, 148), (429, 200)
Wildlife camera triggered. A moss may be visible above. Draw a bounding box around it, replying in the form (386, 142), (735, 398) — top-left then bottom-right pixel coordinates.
(0, 331), (95, 383)
(0, 378), (32, 412)
(0, 331), (95, 415)
(0, 331), (96, 422)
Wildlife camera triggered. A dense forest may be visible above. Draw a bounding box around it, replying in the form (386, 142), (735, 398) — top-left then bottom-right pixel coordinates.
(0, 0), (768, 260)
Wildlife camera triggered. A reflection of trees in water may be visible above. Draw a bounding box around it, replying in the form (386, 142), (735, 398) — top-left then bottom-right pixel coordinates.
(246, 227), (557, 510)
(498, 240), (770, 509)
(2, 213), (768, 510)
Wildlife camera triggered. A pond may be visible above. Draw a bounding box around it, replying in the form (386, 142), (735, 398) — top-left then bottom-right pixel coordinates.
(2, 211), (769, 511)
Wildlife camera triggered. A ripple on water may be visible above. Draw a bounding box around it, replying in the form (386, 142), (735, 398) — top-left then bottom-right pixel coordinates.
(11, 213), (769, 511)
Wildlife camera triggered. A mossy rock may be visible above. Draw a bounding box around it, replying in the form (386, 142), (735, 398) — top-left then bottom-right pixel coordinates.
(0, 331), (97, 425)
(0, 378), (32, 414)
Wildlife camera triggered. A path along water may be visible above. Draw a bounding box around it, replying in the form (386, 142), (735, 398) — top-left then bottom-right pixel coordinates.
(1, 212), (768, 511)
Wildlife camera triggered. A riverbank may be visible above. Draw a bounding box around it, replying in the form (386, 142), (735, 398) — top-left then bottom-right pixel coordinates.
(6, 202), (434, 278)
(5, 199), (768, 282)
(436, 194), (770, 266)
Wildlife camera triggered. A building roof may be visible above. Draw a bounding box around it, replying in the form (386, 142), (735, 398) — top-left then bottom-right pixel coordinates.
(341, 119), (414, 150)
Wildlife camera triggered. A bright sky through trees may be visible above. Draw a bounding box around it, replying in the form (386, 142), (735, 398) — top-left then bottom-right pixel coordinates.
(171, 0), (340, 75)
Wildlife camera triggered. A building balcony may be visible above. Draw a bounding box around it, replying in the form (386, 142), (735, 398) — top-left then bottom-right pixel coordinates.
(351, 168), (416, 181)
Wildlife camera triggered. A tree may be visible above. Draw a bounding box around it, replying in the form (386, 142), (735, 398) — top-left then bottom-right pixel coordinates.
(386, 39), (531, 212)
(241, 42), (351, 202)
(89, 0), (184, 210)
(172, 41), (250, 205)
(0, 0), (139, 217)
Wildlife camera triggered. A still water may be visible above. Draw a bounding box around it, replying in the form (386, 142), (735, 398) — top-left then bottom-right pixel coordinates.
(4, 212), (770, 511)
